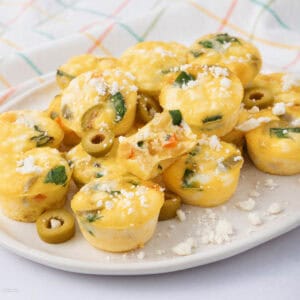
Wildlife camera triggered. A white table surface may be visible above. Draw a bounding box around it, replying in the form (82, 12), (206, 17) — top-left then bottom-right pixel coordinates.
(0, 226), (299, 300)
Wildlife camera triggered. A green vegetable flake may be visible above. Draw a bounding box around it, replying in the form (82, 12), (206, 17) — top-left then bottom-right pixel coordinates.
(190, 50), (203, 58)
(137, 140), (144, 148)
(95, 172), (103, 178)
(199, 40), (214, 48)
(31, 125), (54, 147)
(174, 71), (195, 88)
(44, 165), (68, 186)
(86, 212), (102, 223)
(203, 114), (223, 124)
(169, 110), (182, 126)
(56, 69), (75, 80)
(215, 33), (240, 44)
(182, 168), (199, 189)
(270, 127), (300, 139)
(111, 92), (126, 123)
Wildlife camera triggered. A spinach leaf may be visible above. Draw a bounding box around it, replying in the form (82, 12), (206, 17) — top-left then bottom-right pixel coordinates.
(44, 166), (68, 185)
(169, 110), (182, 126)
(174, 71), (195, 88)
(111, 92), (126, 122)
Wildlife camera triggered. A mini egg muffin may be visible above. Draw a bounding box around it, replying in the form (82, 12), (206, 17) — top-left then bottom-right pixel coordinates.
(60, 68), (137, 137)
(222, 107), (280, 147)
(117, 110), (197, 180)
(188, 33), (261, 86)
(120, 41), (188, 96)
(0, 110), (64, 154)
(56, 54), (119, 89)
(66, 142), (126, 188)
(246, 106), (300, 175)
(163, 136), (243, 207)
(71, 175), (164, 252)
(159, 64), (244, 137)
(46, 94), (81, 146)
(247, 72), (300, 106)
(0, 148), (72, 222)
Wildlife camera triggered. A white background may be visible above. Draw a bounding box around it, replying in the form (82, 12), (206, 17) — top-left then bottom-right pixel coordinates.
(0, 226), (299, 300)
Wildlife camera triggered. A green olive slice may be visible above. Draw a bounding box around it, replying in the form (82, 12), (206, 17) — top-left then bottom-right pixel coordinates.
(36, 209), (75, 244)
(81, 104), (104, 131)
(81, 128), (114, 157)
(137, 94), (162, 123)
(243, 87), (274, 109)
(159, 192), (182, 221)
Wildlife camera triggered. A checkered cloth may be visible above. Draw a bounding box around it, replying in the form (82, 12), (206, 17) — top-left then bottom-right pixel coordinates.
(0, 0), (300, 104)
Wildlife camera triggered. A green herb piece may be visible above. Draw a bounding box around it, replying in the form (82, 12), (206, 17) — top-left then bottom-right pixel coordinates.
(190, 50), (203, 58)
(62, 105), (73, 120)
(128, 180), (139, 187)
(50, 111), (58, 120)
(86, 212), (102, 223)
(137, 140), (144, 148)
(215, 33), (240, 44)
(56, 69), (75, 80)
(158, 164), (163, 170)
(199, 40), (214, 48)
(88, 229), (94, 236)
(109, 190), (121, 195)
(270, 127), (300, 138)
(169, 110), (182, 126)
(203, 114), (223, 124)
(174, 71), (195, 88)
(31, 125), (54, 147)
(181, 168), (200, 189)
(111, 92), (126, 122)
(222, 155), (242, 169)
(44, 166), (68, 185)
(161, 68), (172, 74)
(188, 145), (200, 157)
(95, 172), (103, 178)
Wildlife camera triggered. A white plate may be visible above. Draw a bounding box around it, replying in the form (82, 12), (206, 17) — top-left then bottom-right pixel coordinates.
(0, 75), (300, 275)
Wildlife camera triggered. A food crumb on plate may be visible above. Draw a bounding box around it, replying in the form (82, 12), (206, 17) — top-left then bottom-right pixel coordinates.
(172, 238), (196, 256)
(176, 209), (186, 222)
(267, 202), (283, 215)
(248, 212), (263, 226)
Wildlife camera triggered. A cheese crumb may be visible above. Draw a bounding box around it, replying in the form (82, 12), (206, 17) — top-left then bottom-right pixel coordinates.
(236, 198), (256, 211)
(267, 202), (283, 215)
(264, 178), (278, 190)
(249, 190), (261, 198)
(247, 106), (260, 113)
(236, 117), (271, 132)
(272, 102), (286, 116)
(220, 77), (231, 88)
(105, 201), (114, 210)
(89, 77), (107, 95)
(281, 73), (300, 91)
(208, 135), (222, 151)
(176, 209), (186, 222)
(248, 212), (263, 226)
(16, 156), (43, 174)
(214, 219), (234, 244)
(137, 251), (145, 260)
(50, 218), (62, 229)
(172, 238), (196, 256)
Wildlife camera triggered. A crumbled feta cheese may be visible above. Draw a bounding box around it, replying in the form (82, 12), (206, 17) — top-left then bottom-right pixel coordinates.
(127, 207), (134, 215)
(154, 47), (175, 57)
(137, 251), (145, 260)
(272, 102), (286, 116)
(125, 71), (136, 80)
(96, 200), (103, 208)
(15, 116), (35, 129)
(236, 117), (271, 132)
(236, 198), (256, 211)
(50, 218), (62, 229)
(267, 202), (283, 215)
(110, 81), (119, 95)
(220, 77), (231, 88)
(264, 178), (278, 190)
(281, 73), (300, 91)
(208, 135), (222, 151)
(233, 155), (243, 162)
(105, 201), (114, 210)
(208, 66), (229, 78)
(16, 156), (43, 174)
(129, 85), (138, 92)
(248, 212), (263, 226)
(176, 209), (186, 222)
(214, 219), (234, 244)
(291, 119), (300, 126)
(249, 190), (261, 198)
(172, 238), (196, 256)
(89, 77), (107, 95)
